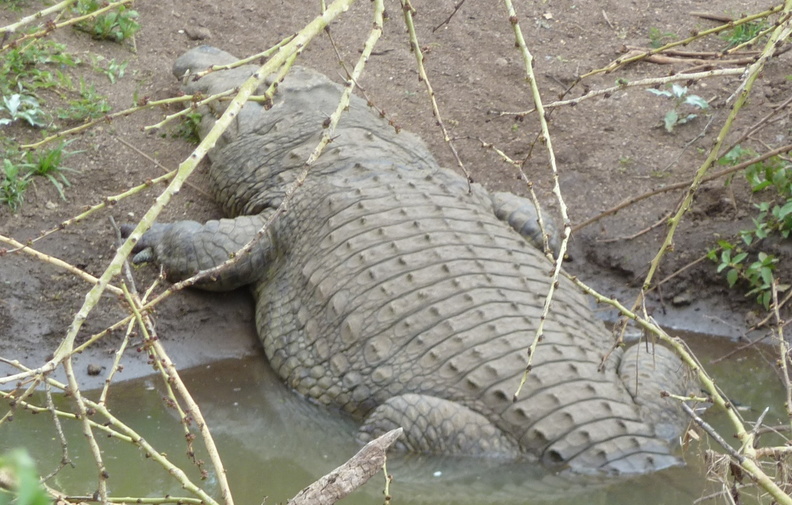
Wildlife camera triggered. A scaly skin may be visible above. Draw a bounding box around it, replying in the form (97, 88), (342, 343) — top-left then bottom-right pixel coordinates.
(132, 46), (692, 474)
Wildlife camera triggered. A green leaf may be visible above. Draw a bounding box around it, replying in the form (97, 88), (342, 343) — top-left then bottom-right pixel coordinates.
(751, 180), (772, 192)
(664, 110), (679, 133)
(647, 88), (672, 98)
(677, 113), (698, 125)
(760, 291), (772, 309)
(776, 200), (792, 220)
(726, 268), (739, 287)
(684, 94), (709, 109)
(761, 267), (774, 286)
(671, 83), (688, 98)
(717, 240), (735, 250)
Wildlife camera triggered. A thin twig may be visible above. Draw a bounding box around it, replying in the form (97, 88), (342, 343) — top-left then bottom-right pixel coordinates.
(0, 0), (76, 34)
(62, 355), (109, 504)
(432, 0), (466, 32)
(0, 0), (136, 51)
(400, 0), (472, 184)
(582, 5), (785, 77)
(191, 35), (295, 78)
(478, 139), (554, 257)
(500, 67), (744, 116)
(595, 210), (674, 243)
(771, 280), (792, 432)
(501, 0), (572, 401)
(572, 143), (792, 233)
(682, 403), (746, 463)
(114, 138), (212, 199)
(0, 234), (125, 296)
(4, 170), (177, 251)
(40, 383), (74, 482)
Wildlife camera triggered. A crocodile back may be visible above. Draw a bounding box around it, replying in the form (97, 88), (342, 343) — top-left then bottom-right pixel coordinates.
(197, 58), (686, 474)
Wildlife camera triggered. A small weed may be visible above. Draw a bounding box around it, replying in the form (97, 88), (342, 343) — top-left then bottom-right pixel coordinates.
(649, 169), (671, 179)
(617, 156), (633, 173)
(721, 20), (767, 48)
(709, 244), (781, 308)
(709, 146), (792, 308)
(0, 93), (47, 127)
(92, 56), (128, 84)
(0, 41), (78, 96)
(174, 111), (203, 143)
(648, 27), (676, 48)
(56, 79), (111, 121)
(0, 158), (31, 212)
(75, 0), (140, 42)
(25, 141), (79, 200)
(647, 84), (709, 133)
(0, 141), (79, 209)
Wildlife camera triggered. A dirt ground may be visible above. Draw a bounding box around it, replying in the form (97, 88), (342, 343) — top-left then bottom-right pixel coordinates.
(1, 0), (791, 388)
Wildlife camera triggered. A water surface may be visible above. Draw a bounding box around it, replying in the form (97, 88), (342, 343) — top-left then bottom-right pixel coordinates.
(1, 334), (785, 504)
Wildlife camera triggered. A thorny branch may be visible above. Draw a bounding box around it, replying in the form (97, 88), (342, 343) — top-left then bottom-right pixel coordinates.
(400, 0), (472, 185)
(501, 0), (573, 400)
(771, 281), (792, 433)
(0, 0), (136, 51)
(583, 4), (785, 76)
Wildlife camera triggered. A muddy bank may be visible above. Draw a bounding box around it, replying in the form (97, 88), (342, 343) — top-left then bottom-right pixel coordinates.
(1, 0), (787, 387)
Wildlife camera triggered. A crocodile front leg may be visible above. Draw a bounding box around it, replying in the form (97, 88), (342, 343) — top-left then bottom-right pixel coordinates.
(126, 213), (274, 291)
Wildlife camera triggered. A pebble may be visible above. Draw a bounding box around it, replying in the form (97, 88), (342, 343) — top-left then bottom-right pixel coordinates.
(672, 291), (693, 306)
(185, 26), (211, 40)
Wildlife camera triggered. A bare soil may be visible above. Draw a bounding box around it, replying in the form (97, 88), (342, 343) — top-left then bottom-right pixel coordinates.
(1, 0), (791, 389)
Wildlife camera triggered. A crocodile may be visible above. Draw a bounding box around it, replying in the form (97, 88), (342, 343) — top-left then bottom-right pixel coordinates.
(129, 45), (692, 474)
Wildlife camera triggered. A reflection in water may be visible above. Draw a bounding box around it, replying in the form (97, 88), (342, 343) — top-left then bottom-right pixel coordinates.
(0, 334), (786, 505)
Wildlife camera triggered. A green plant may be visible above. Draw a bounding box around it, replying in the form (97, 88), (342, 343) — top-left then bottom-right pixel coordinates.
(710, 242), (779, 308)
(0, 94), (47, 127)
(648, 27), (676, 48)
(0, 159), (31, 212)
(709, 146), (792, 307)
(74, 0), (140, 42)
(0, 41), (78, 96)
(647, 83), (709, 133)
(56, 78), (111, 121)
(101, 58), (128, 84)
(0, 449), (50, 505)
(174, 111), (203, 143)
(721, 19), (768, 48)
(24, 141), (79, 200)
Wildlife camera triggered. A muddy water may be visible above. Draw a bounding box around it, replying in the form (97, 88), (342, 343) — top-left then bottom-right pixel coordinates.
(0, 334), (786, 505)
